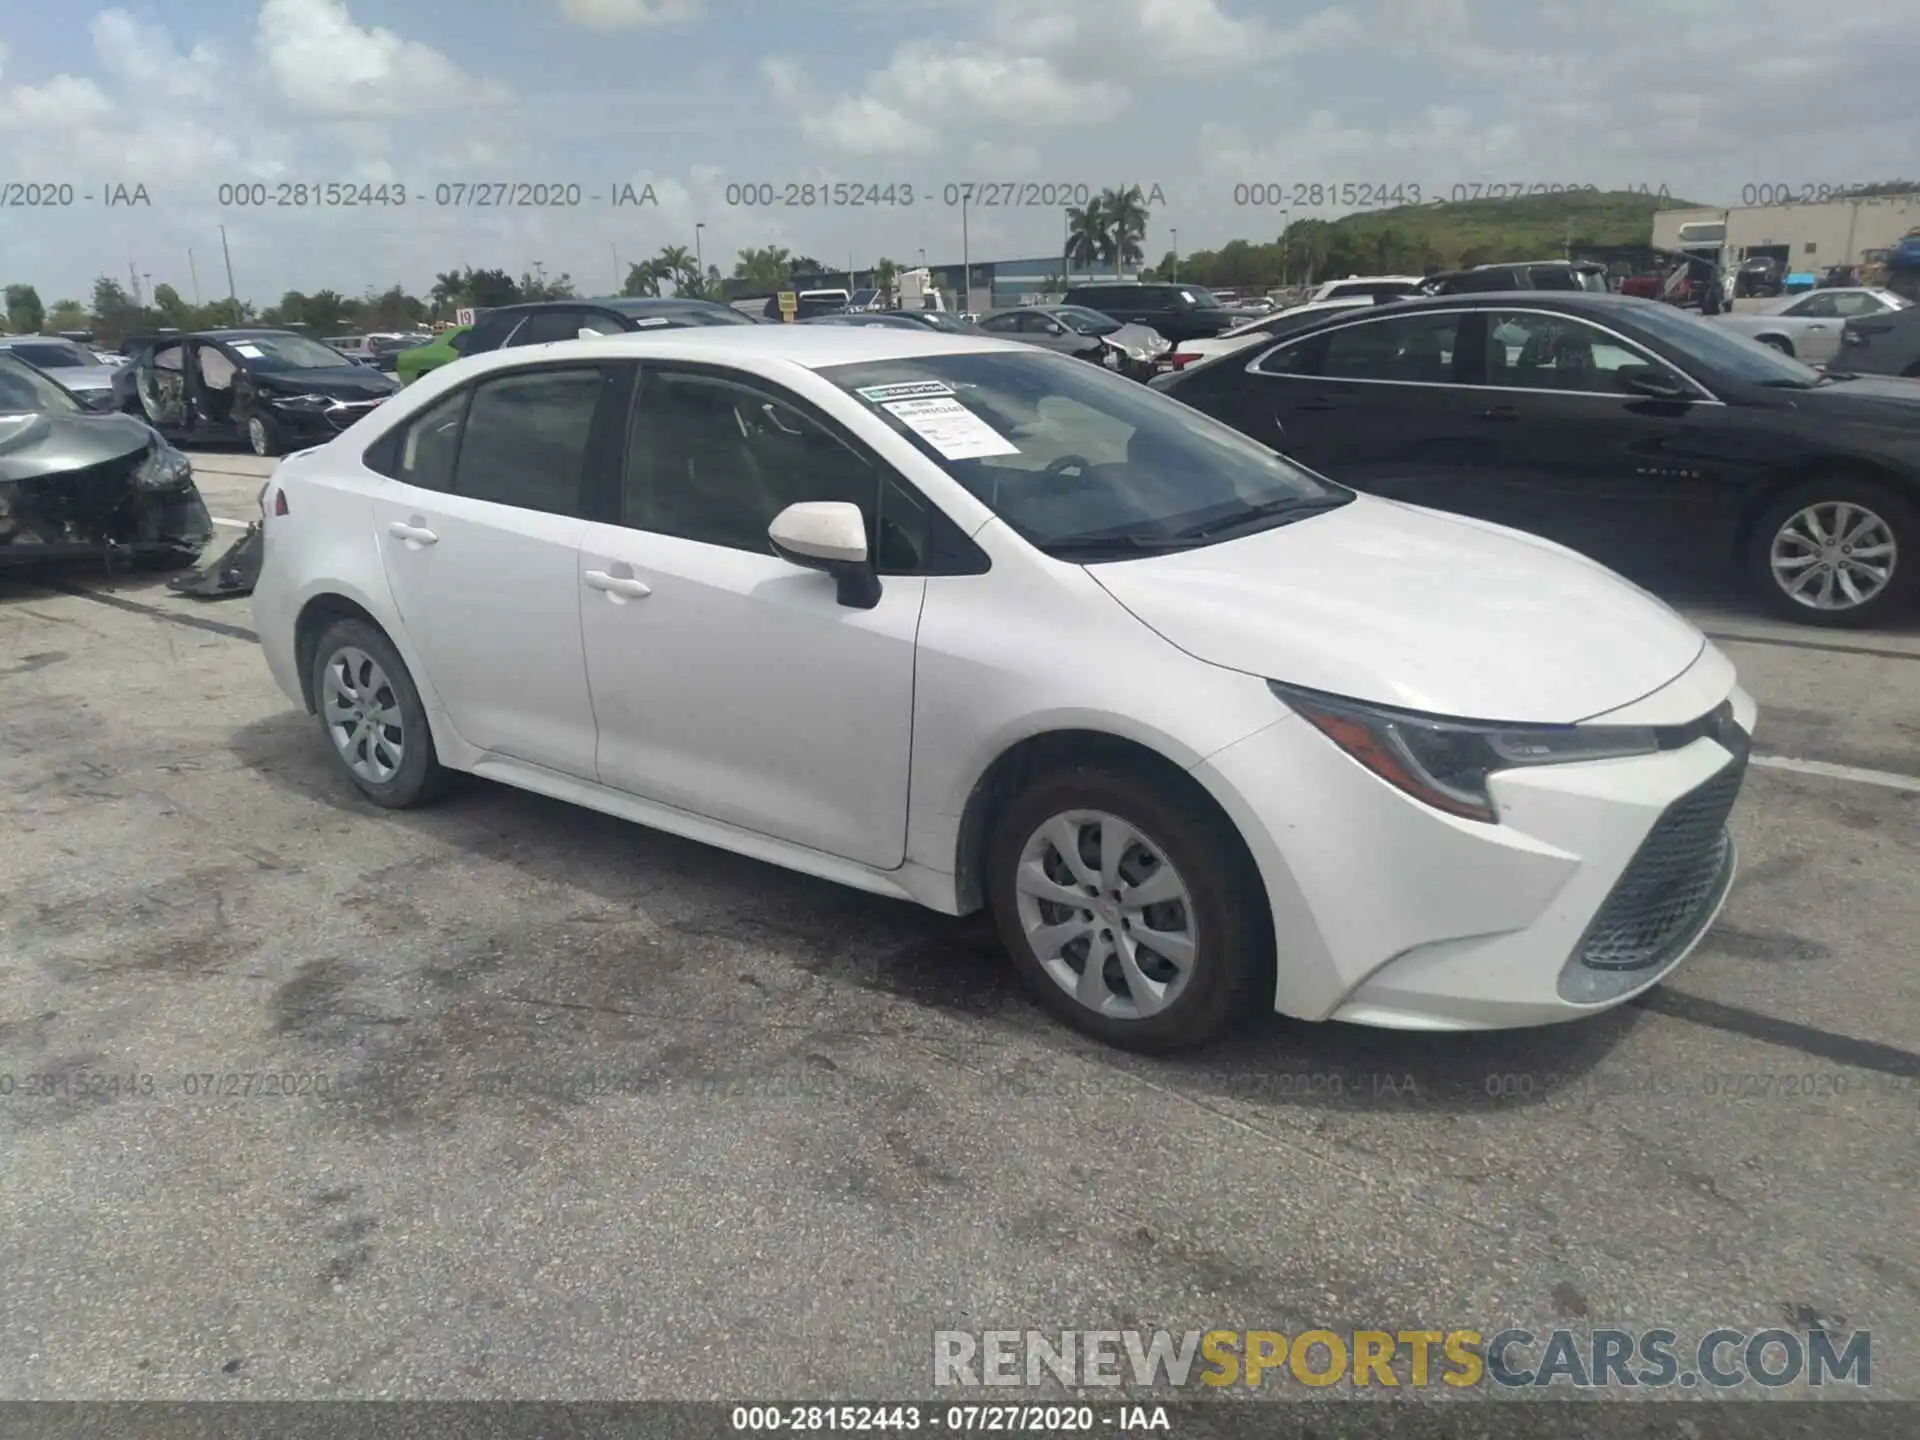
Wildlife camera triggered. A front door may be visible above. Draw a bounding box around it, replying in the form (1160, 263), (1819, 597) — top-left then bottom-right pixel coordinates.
(368, 362), (613, 779)
(578, 363), (922, 868)
(135, 340), (189, 432)
(1450, 307), (1746, 580)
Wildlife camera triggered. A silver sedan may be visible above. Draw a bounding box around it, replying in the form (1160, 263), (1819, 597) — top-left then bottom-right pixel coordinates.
(0, 336), (122, 409)
(1713, 288), (1911, 367)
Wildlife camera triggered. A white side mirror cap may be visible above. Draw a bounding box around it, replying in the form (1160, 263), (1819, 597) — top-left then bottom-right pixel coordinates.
(768, 501), (868, 565)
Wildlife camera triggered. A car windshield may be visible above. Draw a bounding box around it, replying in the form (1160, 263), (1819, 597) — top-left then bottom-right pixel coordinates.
(223, 333), (354, 371)
(821, 350), (1348, 557)
(1178, 286), (1223, 309)
(1052, 306), (1120, 336)
(1624, 300), (1827, 386)
(4, 341), (87, 368)
(1575, 271), (1609, 293)
(0, 352), (86, 413)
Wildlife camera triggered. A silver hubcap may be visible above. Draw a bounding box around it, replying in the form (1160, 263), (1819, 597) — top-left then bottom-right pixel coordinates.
(321, 646), (405, 784)
(1769, 500), (1898, 610)
(249, 418), (267, 454)
(1014, 809), (1197, 1020)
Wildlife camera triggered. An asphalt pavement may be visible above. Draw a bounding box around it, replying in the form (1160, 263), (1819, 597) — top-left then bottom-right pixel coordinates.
(1, 449), (1915, 1402)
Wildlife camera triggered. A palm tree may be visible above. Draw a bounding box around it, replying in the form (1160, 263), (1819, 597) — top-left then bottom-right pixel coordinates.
(622, 260), (662, 297)
(873, 257), (900, 298)
(1101, 186), (1150, 278)
(653, 245), (696, 296)
(1065, 196), (1108, 278)
(733, 246), (794, 289)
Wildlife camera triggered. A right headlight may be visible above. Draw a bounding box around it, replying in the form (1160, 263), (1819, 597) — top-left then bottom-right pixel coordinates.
(1268, 681), (1660, 823)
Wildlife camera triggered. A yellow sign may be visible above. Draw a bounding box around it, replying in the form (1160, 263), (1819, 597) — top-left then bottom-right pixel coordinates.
(777, 290), (798, 322)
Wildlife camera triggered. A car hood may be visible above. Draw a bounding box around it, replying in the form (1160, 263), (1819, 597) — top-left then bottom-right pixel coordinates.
(42, 364), (120, 392)
(253, 366), (399, 398)
(1100, 322), (1168, 352)
(1779, 374), (1920, 423)
(0, 410), (156, 482)
(1088, 494), (1705, 724)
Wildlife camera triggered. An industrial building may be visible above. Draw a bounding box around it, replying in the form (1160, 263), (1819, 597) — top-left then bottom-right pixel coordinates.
(1651, 195), (1920, 274)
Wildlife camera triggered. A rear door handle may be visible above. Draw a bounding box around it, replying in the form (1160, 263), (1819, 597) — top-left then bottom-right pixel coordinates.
(387, 520), (438, 545)
(584, 569), (651, 600)
(1473, 405), (1520, 420)
(1294, 399), (1342, 413)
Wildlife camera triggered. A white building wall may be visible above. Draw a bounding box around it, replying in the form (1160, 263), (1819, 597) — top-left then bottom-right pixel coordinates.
(1652, 198), (1920, 267)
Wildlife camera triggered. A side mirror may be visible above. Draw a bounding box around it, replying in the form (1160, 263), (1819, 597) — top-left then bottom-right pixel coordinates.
(1615, 364), (1690, 401)
(767, 501), (880, 609)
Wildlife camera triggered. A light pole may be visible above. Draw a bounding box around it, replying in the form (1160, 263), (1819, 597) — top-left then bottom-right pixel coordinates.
(695, 223), (705, 281)
(188, 249), (201, 306)
(1171, 229), (1178, 282)
(218, 224), (238, 316)
(611, 242), (622, 293)
(960, 193), (971, 315)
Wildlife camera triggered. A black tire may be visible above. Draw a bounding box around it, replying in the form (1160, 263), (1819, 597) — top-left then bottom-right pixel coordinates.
(985, 763), (1273, 1053)
(244, 411), (286, 457)
(1746, 476), (1919, 627)
(307, 618), (453, 808)
(1755, 335), (1792, 354)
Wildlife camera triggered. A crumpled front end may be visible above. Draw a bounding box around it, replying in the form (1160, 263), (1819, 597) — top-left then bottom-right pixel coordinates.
(0, 439), (213, 568)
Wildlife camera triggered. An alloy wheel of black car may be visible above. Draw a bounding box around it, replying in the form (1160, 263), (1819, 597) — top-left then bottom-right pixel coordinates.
(247, 413), (285, 457)
(1747, 477), (1918, 627)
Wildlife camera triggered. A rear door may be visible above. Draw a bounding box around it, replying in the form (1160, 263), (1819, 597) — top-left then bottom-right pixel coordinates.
(1222, 308), (1480, 494)
(367, 362), (615, 778)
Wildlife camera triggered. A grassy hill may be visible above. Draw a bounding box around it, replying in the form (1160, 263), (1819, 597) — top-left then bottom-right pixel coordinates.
(1160, 189), (1709, 290)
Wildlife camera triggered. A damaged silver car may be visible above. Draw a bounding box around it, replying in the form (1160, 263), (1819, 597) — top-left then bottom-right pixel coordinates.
(0, 351), (213, 572)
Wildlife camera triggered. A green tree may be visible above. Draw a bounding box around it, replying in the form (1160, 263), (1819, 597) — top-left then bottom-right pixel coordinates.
(1065, 196), (1108, 274)
(518, 270), (576, 301)
(5, 283), (46, 334)
(152, 283), (194, 330)
(89, 277), (151, 340)
(1100, 186), (1150, 276)
(873, 257), (900, 296)
(46, 299), (89, 332)
(622, 260), (663, 297)
(732, 246), (794, 289)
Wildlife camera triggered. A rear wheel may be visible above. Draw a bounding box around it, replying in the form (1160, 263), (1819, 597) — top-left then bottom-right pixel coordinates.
(1747, 477), (1917, 626)
(308, 618), (452, 807)
(1757, 335), (1793, 354)
(986, 764), (1272, 1053)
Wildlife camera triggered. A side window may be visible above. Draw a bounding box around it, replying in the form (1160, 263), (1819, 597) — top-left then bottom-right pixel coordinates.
(451, 367), (602, 514)
(623, 370), (879, 555)
(1316, 313), (1460, 383)
(1787, 293), (1835, 318)
(1829, 292), (1879, 317)
(1484, 312), (1666, 393)
(376, 388), (469, 490)
(978, 313), (1022, 333)
(876, 474), (932, 574)
(508, 310), (588, 346)
(152, 342), (185, 373)
(578, 310), (629, 335)
(1252, 331), (1329, 376)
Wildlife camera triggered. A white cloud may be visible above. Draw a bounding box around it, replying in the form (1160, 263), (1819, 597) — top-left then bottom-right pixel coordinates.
(90, 9), (223, 102)
(256, 0), (506, 116)
(557, 0), (703, 26)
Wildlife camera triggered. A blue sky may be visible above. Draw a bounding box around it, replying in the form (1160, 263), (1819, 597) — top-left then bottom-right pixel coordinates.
(2, 0), (1914, 305)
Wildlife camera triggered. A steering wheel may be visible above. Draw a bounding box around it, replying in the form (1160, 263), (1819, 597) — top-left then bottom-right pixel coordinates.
(1044, 454), (1094, 479)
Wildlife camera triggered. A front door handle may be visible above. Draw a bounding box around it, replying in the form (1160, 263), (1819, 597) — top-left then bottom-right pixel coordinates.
(584, 569), (652, 600)
(1294, 398), (1341, 413)
(1473, 405), (1520, 420)
(387, 520), (438, 546)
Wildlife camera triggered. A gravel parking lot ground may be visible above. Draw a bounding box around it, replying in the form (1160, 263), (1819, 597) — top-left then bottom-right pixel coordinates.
(3, 450), (1917, 1402)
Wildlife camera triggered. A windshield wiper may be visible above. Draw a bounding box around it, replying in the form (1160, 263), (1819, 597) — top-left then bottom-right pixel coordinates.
(1038, 533), (1200, 559)
(1172, 495), (1349, 541)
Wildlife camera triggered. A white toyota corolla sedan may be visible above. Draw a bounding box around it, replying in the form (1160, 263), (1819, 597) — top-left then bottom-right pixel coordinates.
(251, 325), (1756, 1052)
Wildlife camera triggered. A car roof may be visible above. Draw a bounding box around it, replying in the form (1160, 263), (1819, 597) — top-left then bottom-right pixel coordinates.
(196, 328), (303, 340)
(438, 323), (1021, 377)
(0, 335), (84, 346)
(1270, 291), (1661, 327)
(484, 297), (731, 317)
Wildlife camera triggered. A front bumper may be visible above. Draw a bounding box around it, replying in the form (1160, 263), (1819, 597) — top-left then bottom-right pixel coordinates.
(0, 469), (213, 567)
(1194, 684), (1756, 1030)
(270, 397), (389, 439)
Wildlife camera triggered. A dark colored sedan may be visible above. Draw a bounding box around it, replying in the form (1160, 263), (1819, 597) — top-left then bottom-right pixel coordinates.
(1159, 292), (1920, 627)
(464, 297), (756, 358)
(1834, 304), (1920, 380)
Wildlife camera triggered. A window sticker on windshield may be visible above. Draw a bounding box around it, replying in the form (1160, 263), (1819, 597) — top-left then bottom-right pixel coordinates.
(881, 397), (1018, 459)
(856, 381), (954, 402)
(230, 343), (264, 358)
(631, 317), (672, 328)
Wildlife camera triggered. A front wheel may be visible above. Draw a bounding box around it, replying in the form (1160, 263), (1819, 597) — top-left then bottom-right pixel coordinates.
(986, 764), (1272, 1053)
(244, 412), (286, 457)
(1747, 478), (1917, 627)
(1757, 335), (1794, 354)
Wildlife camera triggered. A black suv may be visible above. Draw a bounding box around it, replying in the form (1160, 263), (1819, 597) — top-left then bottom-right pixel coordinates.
(1420, 261), (1610, 295)
(1060, 283), (1243, 344)
(465, 296), (755, 355)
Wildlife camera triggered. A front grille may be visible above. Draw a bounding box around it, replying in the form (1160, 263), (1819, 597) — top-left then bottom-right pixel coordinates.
(1575, 755), (1746, 973)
